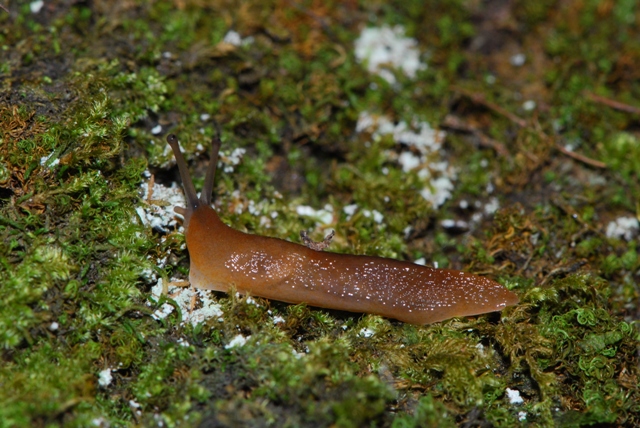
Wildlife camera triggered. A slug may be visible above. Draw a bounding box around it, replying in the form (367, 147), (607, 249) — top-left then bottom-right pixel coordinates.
(166, 133), (518, 324)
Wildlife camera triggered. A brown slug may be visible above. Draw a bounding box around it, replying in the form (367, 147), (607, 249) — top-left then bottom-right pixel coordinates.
(167, 133), (518, 324)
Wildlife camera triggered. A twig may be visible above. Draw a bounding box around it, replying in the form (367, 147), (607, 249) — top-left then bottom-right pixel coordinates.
(452, 85), (528, 127)
(584, 91), (640, 115)
(451, 86), (608, 169)
(146, 174), (155, 203)
(540, 260), (587, 286)
(554, 143), (606, 169)
(516, 250), (535, 275)
(442, 114), (510, 157)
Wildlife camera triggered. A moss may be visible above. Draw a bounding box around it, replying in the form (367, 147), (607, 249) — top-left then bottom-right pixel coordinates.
(1, 0), (640, 426)
(600, 132), (640, 188)
(0, 341), (102, 425)
(391, 394), (456, 428)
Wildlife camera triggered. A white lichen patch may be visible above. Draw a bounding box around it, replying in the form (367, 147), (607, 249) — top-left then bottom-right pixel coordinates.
(221, 147), (246, 173)
(98, 368), (113, 388)
(222, 30), (254, 47)
(149, 279), (224, 326)
(359, 327), (375, 338)
(356, 112), (455, 207)
(136, 174), (186, 233)
(30, 0), (44, 14)
(343, 203), (358, 219)
(356, 113), (445, 153)
(362, 209), (385, 224)
(40, 151), (60, 168)
(605, 216), (639, 241)
(225, 334), (249, 349)
(506, 388), (524, 404)
(245, 296), (259, 306)
(354, 25), (426, 84)
(483, 197), (500, 215)
(296, 204), (334, 225)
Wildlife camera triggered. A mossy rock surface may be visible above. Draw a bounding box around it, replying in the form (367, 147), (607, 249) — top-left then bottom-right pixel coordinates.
(1, 1), (639, 426)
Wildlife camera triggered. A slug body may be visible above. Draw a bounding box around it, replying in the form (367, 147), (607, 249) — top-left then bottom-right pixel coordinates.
(167, 134), (519, 324)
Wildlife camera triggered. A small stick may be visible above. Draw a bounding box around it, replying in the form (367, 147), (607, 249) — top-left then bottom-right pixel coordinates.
(585, 91), (640, 115)
(451, 86), (607, 170)
(442, 114), (510, 157)
(452, 85), (528, 128)
(554, 143), (606, 169)
(146, 174), (155, 203)
(516, 250), (536, 275)
(540, 260), (587, 286)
